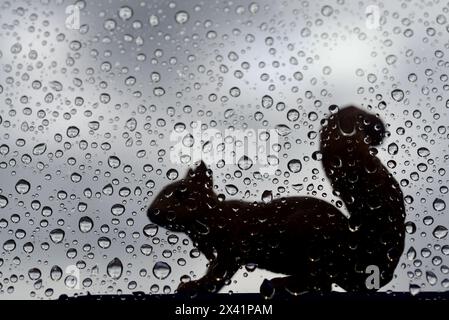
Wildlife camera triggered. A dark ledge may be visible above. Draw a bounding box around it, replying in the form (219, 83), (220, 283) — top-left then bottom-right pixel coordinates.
(53, 292), (449, 317)
(5, 292), (447, 318)
(59, 291), (449, 302)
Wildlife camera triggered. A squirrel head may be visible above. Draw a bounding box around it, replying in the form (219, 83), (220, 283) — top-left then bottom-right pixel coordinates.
(321, 105), (386, 153)
(147, 161), (216, 233)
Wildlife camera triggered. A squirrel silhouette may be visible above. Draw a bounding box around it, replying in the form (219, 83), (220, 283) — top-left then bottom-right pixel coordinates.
(147, 105), (405, 297)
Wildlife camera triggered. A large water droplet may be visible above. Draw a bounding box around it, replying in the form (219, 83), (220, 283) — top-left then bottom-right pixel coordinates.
(426, 271), (438, 286)
(391, 89), (404, 102)
(79, 216), (93, 233)
(49, 229), (65, 244)
(3, 239), (16, 252)
(166, 169), (179, 180)
(33, 143), (47, 155)
(433, 225), (448, 239)
(275, 124), (291, 136)
(417, 147), (430, 157)
(261, 95), (273, 108)
(238, 156), (253, 170)
(67, 126), (80, 138)
(287, 159), (302, 173)
(143, 224), (159, 237)
(111, 204), (125, 216)
(175, 11), (189, 24)
(107, 258), (123, 280)
(118, 6), (133, 20)
(98, 237), (111, 249)
(261, 190), (273, 203)
(108, 156), (121, 169)
(225, 184), (239, 196)
(28, 268), (42, 280)
(0, 195), (8, 208)
(15, 179), (30, 194)
(433, 198), (446, 212)
(153, 261), (171, 279)
(50, 266), (63, 281)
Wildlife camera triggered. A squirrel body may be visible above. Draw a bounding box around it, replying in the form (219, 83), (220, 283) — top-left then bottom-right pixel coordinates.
(148, 106), (405, 295)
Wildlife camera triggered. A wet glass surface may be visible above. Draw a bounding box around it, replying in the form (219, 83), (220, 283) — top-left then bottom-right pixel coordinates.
(0, 0), (447, 298)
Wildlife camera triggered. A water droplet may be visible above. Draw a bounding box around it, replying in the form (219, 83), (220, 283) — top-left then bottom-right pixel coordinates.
(0, 144), (9, 155)
(405, 221), (416, 234)
(262, 190), (273, 203)
(417, 147), (430, 157)
(409, 284), (421, 296)
(125, 118), (137, 131)
(10, 43), (22, 54)
(107, 258), (123, 280)
(104, 19), (117, 31)
(406, 247), (416, 260)
(275, 124), (291, 136)
(111, 204), (125, 216)
(321, 5), (334, 17)
(49, 229), (65, 244)
(98, 237), (111, 249)
(3, 239), (16, 252)
(433, 198), (446, 212)
(229, 87), (240, 97)
(182, 134), (195, 148)
(15, 179), (30, 194)
(118, 6), (133, 20)
(65, 275), (78, 289)
(67, 126), (80, 138)
(149, 15), (159, 26)
(261, 95), (273, 108)
(166, 169), (179, 180)
(153, 261), (171, 279)
(287, 109), (300, 121)
(108, 156), (121, 169)
(143, 224), (159, 237)
(49, 81), (63, 92)
(238, 156), (253, 170)
(225, 184), (239, 196)
(140, 244), (153, 256)
(28, 268), (42, 280)
(50, 266), (63, 281)
(79, 216), (93, 233)
(0, 195), (8, 208)
(433, 225), (448, 239)
(426, 271), (438, 286)
(388, 143), (399, 155)
(287, 159), (302, 173)
(33, 143), (47, 155)
(175, 11), (189, 24)
(391, 89), (404, 102)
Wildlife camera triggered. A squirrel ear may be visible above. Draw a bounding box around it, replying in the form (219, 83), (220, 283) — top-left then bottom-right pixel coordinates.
(188, 161), (212, 184)
(338, 106), (358, 135)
